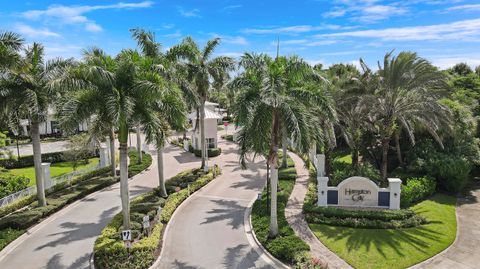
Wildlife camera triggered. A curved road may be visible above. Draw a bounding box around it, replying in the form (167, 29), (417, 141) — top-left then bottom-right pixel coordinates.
(157, 139), (273, 269)
(0, 143), (201, 269)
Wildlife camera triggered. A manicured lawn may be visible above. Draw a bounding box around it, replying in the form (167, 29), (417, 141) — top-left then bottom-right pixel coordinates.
(309, 194), (456, 269)
(9, 157), (100, 186)
(335, 154), (352, 164)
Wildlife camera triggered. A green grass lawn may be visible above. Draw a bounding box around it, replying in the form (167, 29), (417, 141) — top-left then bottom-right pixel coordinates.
(309, 194), (456, 269)
(9, 157), (100, 186)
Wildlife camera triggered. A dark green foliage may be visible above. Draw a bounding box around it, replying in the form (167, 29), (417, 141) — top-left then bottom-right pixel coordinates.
(251, 155), (311, 265)
(0, 172), (29, 198)
(401, 176), (436, 207)
(0, 228), (24, 250)
(0, 151), (98, 169)
(128, 149), (153, 177)
(304, 206), (427, 229)
(189, 145), (222, 157)
(330, 161), (380, 186)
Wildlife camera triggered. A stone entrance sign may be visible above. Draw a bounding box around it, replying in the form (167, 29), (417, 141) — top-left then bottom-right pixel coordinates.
(337, 177), (379, 207)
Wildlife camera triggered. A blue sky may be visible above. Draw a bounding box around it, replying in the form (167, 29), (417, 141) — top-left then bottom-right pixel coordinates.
(1, 0), (480, 69)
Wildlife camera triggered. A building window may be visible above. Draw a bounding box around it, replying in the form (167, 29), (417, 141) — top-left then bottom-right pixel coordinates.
(206, 138), (215, 149)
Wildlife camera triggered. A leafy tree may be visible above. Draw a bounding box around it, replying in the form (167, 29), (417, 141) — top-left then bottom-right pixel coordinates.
(233, 53), (330, 237)
(450, 62), (473, 76)
(63, 133), (91, 171)
(361, 51), (451, 181)
(168, 37), (235, 169)
(0, 41), (72, 206)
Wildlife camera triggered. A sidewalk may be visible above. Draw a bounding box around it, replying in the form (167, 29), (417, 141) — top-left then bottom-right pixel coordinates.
(285, 152), (352, 269)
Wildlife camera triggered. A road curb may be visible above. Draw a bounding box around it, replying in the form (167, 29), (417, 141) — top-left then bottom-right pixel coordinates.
(243, 195), (291, 269)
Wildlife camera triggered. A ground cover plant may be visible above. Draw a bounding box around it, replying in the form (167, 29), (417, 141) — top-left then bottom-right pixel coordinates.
(94, 166), (221, 269)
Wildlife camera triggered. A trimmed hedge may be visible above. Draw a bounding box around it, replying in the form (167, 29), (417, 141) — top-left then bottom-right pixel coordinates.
(401, 176), (436, 208)
(128, 150), (153, 177)
(251, 154), (310, 266)
(188, 145), (222, 158)
(0, 151), (152, 251)
(94, 166), (221, 269)
(0, 151), (98, 169)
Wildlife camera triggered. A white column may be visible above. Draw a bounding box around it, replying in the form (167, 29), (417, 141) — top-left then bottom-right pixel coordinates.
(42, 163), (52, 189)
(309, 143), (316, 162)
(183, 140), (190, 151)
(99, 146), (109, 168)
(316, 154), (325, 177)
(317, 176), (329, 207)
(388, 178), (402, 210)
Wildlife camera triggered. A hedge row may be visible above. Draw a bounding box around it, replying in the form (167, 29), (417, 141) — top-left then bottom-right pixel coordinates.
(221, 134), (234, 141)
(305, 213), (427, 229)
(251, 154), (311, 266)
(0, 151), (152, 251)
(0, 151), (98, 169)
(188, 145), (222, 158)
(303, 205), (418, 221)
(94, 166), (221, 269)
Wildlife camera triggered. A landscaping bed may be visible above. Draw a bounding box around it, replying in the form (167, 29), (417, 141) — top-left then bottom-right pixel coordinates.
(250, 154), (312, 267)
(0, 149), (152, 251)
(303, 156), (457, 269)
(94, 166), (221, 269)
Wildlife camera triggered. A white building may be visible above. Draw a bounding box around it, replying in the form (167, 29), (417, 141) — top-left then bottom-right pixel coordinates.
(189, 102), (223, 150)
(20, 107), (88, 136)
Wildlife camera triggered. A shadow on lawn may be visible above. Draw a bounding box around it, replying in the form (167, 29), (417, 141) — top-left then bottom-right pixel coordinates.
(316, 224), (444, 258)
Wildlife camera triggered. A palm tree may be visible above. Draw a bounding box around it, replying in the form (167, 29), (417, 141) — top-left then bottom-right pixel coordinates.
(60, 48), (163, 229)
(0, 41), (72, 206)
(233, 53), (330, 237)
(168, 37), (235, 169)
(361, 51), (450, 181)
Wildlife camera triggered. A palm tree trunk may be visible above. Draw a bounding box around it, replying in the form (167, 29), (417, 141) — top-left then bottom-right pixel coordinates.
(199, 100), (207, 169)
(395, 132), (404, 168)
(109, 129), (116, 178)
(381, 138), (390, 182)
(268, 110), (280, 238)
(269, 165), (278, 237)
(157, 146), (167, 197)
(325, 148), (332, 177)
(136, 125), (142, 164)
(31, 121), (46, 207)
(352, 147), (359, 170)
(119, 120), (130, 229)
(281, 126), (288, 168)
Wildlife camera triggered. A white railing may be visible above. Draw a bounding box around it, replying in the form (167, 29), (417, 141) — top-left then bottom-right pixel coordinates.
(0, 164), (100, 208)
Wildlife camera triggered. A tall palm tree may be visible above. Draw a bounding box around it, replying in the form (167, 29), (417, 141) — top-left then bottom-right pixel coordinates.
(60, 49), (163, 229)
(361, 51), (450, 181)
(0, 42), (71, 206)
(168, 37), (235, 169)
(233, 53), (331, 237)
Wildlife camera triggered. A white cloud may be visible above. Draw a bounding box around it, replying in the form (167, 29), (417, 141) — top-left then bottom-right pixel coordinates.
(15, 24), (60, 38)
(242, 24), (342, 34)
(44, 44), (83, 59)
(430, 55), (480, 69)
(221, 5), (242, 12)
(447, 4), (480, 12)
(315, 18), (480, 41)
(21, 1), (153, 32)
(177, 7), (200, 18)
(322, 1), (407, 22)
(210, 33), (248, 45)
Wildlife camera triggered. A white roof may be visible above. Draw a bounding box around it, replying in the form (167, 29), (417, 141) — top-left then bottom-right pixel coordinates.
(188, 107), (223, 120)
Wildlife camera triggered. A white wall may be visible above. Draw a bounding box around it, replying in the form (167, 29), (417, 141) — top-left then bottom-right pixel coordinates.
(191, 118), (218, 150)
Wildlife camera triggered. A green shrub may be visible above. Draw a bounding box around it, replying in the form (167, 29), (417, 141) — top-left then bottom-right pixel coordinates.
(266, 235), (310, 262)
(0, 151), (98, 169)
(330, 162), (380, 186)
(0, 173), (30, 199)
(401, 176), (436, 207)
(128, 150), (153, 177)
(94, 166), (220, 269)
(221, 134), (234, 141)
(192, 147), (222, 157)
(427, 156), (471, 193)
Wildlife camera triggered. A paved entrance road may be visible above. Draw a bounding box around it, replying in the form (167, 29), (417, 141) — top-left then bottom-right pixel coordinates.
(157, 140), (273, 269)
(411, 180), (480, 269)
(0, 143), (201, 269)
